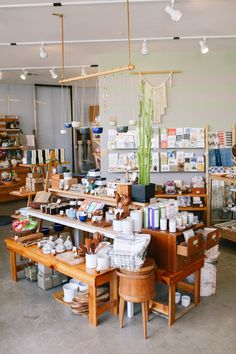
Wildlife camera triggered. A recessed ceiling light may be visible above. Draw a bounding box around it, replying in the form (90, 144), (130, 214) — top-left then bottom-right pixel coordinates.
(199, 38), (209, 54)
(50, 67), (58, 79)
(141, 39), (149, 55)
(165, 0), (182, 22)
(20, 69), (27, 80)
(39, 43), (48, 59)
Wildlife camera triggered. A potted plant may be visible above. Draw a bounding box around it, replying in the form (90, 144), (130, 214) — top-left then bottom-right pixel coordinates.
(131, 79), (156, 203)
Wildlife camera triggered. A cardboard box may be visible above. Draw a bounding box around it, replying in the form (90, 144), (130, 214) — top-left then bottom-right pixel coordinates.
(51, 180), (62, 190)
(64, 178), (78, 189)
(31, 183), (44, 192)
(28, 172), (41, 178)
(51, 174), (63, 181)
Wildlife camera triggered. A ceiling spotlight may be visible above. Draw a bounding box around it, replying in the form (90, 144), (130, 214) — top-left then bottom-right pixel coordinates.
(0, 70), (2, 80)
(81, 67), (86, 76)
(199, 38), (209, 54)
(165, 0), (182, 22)
(20, 69), (27, 80)
(50, 67), (58, 79)
(141, 39), (149, 55)
(39, 43), (48, 59)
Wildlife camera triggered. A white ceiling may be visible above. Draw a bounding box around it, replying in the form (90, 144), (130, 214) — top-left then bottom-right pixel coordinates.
(0, 0), (236, 85)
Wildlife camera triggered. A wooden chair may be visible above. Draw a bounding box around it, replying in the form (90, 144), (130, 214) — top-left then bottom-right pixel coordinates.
(117, 258), (156, 339)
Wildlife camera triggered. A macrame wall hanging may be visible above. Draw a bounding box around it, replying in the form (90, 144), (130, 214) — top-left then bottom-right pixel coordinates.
(138, 72), (174, 124)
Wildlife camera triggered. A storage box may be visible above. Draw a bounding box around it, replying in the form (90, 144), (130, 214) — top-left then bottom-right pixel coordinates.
(52, 174), (63, 181)
(28, 172), (41, 178)
(37, 271), (53, 290)
(51, 179), (63, 190)
(191, 188), (206, 195)
(64, 178), (78, 189)
(31, 183), (44, 192)
(38, 263), (53, 275)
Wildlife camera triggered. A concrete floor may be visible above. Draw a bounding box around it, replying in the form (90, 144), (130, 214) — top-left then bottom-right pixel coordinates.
(0, 200), (236, 354)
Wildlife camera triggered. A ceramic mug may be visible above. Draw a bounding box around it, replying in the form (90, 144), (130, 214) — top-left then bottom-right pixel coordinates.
(113, 219), (122, 232)
(175, 292), (181, 304)
(63, 283), (78, 302)
(86, 253), (97, 269)
(97, 255), (110, 271)
(181, 295), (191, 307)
(122, 218), (133, 234)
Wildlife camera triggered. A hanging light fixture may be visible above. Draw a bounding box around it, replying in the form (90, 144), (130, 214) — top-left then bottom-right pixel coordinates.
(141, 39), (149, 55)
(20, 69), (27, 80)
(165, 0), (182, 22)
(0, 70), (2, 80)
(57, 0), (135, 84)
(199, 37), (209, 54)
(39, 43), (48, 59)
(81, 67), (87, 76)
(50, 67), (58, 79)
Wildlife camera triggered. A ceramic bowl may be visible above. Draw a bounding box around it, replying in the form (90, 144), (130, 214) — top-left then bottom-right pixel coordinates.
(78, 282), (88, 292)
(41, 227), (50, 236)
(129, 120), (137, 126)
(92, 127), (103, 134)
(64, 122), (72, 128)
(71, 121), (82, 128)
(53, 223), (64, 232)
(66, 208), (76, 219)
(78, 213), (88, 222)
(116, 125), (128, 133)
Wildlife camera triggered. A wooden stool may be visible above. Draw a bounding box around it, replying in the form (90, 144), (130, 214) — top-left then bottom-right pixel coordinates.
(117, 258), (156, 339)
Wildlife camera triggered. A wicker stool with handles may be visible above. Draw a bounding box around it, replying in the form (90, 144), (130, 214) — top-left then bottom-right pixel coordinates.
(117, 258), (156, 339)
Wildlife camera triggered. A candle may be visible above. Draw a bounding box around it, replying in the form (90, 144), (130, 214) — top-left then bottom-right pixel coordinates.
(160, 218), (167, 231)
(169, 219), (177, 233)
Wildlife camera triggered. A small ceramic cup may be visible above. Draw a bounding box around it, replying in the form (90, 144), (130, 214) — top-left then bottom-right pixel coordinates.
(181, 295), (191, 307)
(175, 292), (181, 304)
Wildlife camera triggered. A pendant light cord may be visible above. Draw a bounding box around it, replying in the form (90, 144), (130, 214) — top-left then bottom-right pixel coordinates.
(126, 0), (132, 68)
(53, 13), (65, 81)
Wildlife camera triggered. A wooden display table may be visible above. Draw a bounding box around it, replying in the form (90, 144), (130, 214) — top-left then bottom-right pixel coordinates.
(5, 238), (118, 327)
(150, 256), (204, 326)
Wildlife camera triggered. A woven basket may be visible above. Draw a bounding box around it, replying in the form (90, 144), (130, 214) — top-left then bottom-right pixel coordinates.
(14, 227), (37, 237)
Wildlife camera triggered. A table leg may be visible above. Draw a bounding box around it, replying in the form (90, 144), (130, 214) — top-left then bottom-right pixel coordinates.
(109, 272), (118, 315)
(27, 194), (33, 207)
(9, 250), (17, 281)
(168, 283), (176, 326)
(194, 269), (201, 305)
(88, 285), (98, 327)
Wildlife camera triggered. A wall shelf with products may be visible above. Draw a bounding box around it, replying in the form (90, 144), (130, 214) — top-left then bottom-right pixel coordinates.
(107, 126), (207, 175)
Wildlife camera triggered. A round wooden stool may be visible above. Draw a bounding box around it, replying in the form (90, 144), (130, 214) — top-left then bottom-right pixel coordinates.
(117, 258), (156, 339)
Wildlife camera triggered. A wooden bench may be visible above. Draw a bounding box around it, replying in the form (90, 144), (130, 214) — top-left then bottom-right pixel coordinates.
(5, 238), (118, 327)
(150, 257), (205, 326)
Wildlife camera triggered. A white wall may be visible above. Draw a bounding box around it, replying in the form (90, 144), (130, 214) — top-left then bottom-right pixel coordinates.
(98, 50), (236, 183)
(0, 84), (35, 134)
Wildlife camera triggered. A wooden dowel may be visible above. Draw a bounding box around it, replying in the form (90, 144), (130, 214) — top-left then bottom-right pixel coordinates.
(59, 64), (135, 84)
(131, 70), (182, 75)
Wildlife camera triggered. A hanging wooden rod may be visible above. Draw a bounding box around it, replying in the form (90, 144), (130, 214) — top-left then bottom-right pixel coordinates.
(59, 64), (135, 83)
(59, 0), (135, 84)
(131, 70), (182, 75)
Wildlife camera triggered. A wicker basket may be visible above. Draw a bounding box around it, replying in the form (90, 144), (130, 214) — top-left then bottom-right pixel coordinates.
(14, 227), (37, 237)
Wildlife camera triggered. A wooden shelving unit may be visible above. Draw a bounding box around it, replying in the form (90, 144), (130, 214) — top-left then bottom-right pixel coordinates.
(0, 116), (29, 202)
(156, 192), (208, 224)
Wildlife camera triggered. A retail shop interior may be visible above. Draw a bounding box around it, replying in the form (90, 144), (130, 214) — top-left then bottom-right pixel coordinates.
(0, 1), (235, 353)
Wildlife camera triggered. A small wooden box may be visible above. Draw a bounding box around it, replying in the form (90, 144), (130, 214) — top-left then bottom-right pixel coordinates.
(64, 178), (78, 189)
(116, 183), (132, 197)
(191, 188), (206, 195)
